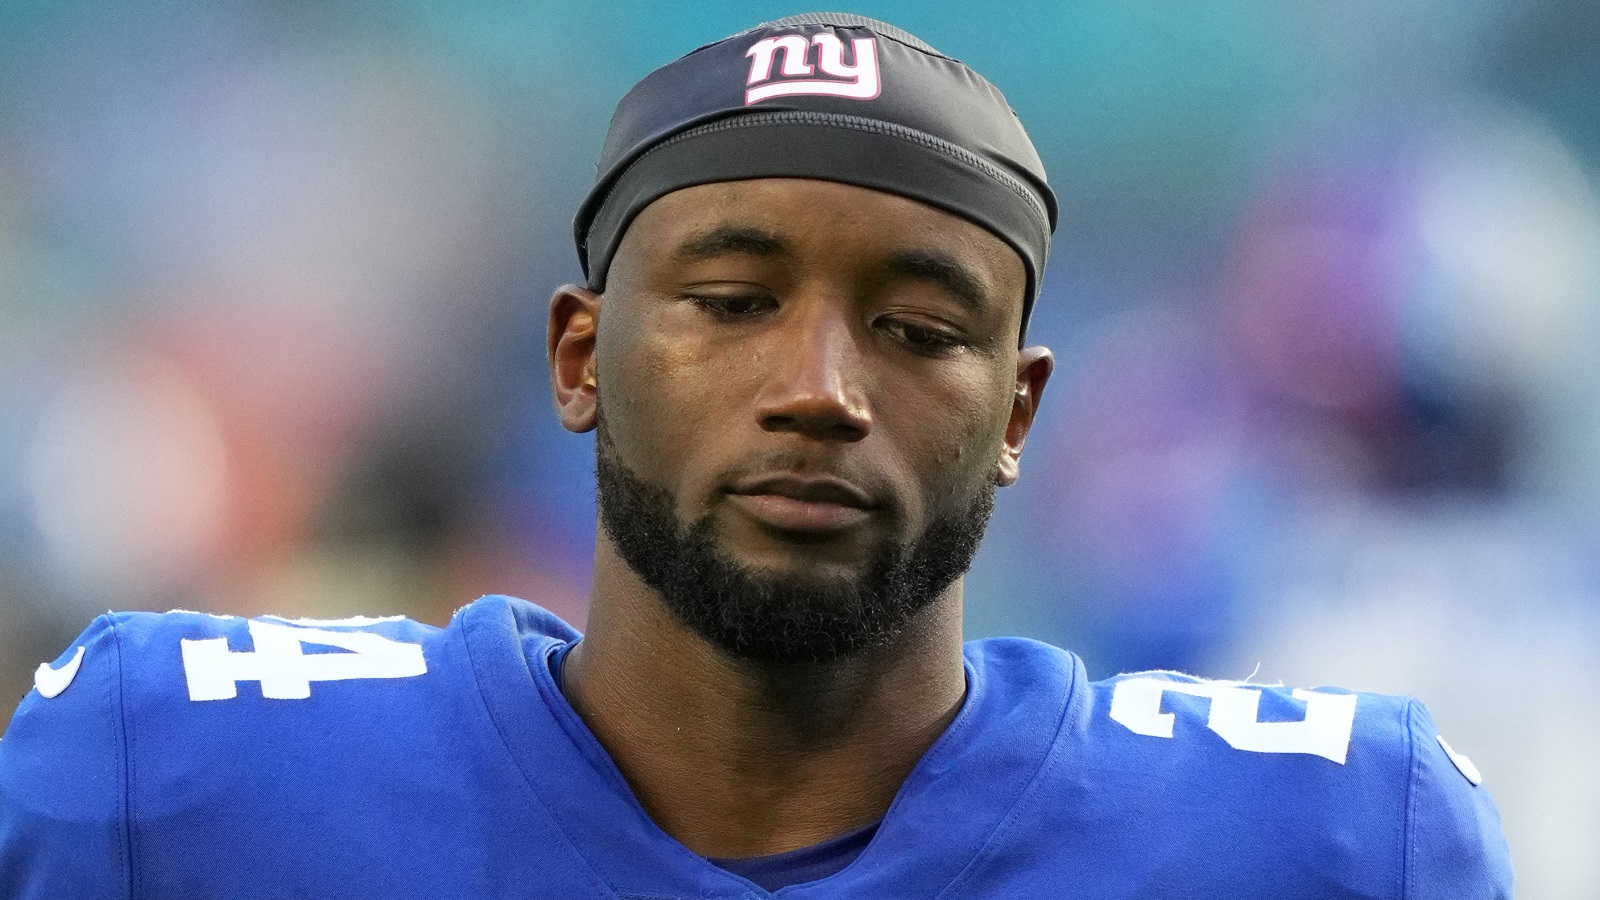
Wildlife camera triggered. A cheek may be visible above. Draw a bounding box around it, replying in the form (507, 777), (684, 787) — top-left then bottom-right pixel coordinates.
(888, 366), (1014, 507)
(595, 315), (749, 493)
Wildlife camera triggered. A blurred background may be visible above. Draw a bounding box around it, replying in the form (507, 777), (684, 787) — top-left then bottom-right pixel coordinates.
(1, 0), (1595, 893)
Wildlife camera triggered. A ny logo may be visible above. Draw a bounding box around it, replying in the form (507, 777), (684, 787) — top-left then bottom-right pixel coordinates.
(744, 34), (880, 105)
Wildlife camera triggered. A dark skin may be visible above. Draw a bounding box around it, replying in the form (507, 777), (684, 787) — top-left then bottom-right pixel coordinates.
(547, 178), (1053, 858)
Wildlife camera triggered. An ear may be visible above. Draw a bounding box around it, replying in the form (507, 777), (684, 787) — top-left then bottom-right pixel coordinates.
(994, 345), (1053, 486)
(548, 284), (602, 433)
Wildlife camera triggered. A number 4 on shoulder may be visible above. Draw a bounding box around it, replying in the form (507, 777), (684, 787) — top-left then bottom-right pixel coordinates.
(181, 620), (427, 701)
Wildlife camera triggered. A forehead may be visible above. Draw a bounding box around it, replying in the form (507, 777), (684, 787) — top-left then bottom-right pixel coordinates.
(611, 178), (1026, 303)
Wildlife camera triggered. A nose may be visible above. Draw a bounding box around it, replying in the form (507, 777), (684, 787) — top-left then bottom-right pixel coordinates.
(755, 306), (871, 442)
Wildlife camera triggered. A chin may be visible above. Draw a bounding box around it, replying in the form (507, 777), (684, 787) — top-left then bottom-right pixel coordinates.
(712, 526), (890, 581)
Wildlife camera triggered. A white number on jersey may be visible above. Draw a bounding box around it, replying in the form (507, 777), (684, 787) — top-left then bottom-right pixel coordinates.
(1109, 677), (1358, 764)
(181, 620), (427, 701)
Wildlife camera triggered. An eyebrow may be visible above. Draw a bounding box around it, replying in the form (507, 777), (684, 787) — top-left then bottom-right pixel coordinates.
(883, 249), (988, 312)
(673, 226), (790, 262)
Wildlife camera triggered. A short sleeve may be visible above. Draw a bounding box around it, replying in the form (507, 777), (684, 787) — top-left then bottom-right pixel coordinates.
(0, 615), (130, 900)
(1404, 700), (1513, 899)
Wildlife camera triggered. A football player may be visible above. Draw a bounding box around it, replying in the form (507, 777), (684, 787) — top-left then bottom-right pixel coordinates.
(1, 13), (1511, 898)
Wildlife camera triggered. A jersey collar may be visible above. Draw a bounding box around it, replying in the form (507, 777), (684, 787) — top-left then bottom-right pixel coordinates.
(461, 595), (1082, 899)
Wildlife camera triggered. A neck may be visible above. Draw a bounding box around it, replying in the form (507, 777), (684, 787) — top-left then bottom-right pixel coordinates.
(561, 537), (967, 858)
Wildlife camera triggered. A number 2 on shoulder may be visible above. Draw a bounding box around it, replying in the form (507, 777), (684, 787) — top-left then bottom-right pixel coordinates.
(1110, 678), (1357, 764)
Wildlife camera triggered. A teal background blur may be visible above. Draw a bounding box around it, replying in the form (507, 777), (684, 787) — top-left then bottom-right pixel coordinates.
(2, 2), (1597, 893)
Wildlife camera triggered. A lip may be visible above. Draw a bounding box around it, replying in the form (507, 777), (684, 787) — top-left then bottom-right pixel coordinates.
(725, 474), (876, 533)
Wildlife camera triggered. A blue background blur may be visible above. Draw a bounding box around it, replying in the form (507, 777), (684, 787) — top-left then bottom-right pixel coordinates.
(2, 1), (1597, 893)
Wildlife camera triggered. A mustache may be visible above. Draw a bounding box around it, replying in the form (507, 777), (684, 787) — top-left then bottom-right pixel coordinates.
(594, 404), (906, 519)
(717, 452), (898, 511)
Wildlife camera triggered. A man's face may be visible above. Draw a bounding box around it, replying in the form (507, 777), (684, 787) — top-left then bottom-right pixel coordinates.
(556, 178), (1049, 661)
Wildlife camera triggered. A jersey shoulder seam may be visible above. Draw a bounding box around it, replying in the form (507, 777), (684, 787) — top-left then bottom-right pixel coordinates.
(106, 615), (136, 900)
(1400, 697), (1422, 900)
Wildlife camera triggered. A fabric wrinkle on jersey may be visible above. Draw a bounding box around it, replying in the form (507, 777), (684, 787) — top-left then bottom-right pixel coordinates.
(0, 596), (1511, 898)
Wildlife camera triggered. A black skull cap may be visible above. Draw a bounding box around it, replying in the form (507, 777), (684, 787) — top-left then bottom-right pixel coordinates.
(574, 12), (1057, 332)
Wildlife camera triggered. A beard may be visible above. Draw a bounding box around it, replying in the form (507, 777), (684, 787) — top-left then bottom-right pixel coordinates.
(594, 422), (995, 664)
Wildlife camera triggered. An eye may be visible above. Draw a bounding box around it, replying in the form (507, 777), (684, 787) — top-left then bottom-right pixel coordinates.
(880, 318), (966, 354)
(687, 293), (776, 319)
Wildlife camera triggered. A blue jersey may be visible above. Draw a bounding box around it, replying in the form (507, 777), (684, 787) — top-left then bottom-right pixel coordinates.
(0, 595), (1511, 898)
